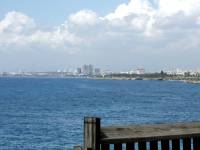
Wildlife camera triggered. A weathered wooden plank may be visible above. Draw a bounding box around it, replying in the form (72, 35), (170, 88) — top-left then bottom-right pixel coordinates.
(183, 138), (191, 150)
(100, 122), (200, 143)
(126, 142), (134, 150)
(138, 141), (146, 150)
(101, 144), (109, 150)
(161, 140), (169, 150)
(172, 139), (180, 150)
(114, 143), (122, 150)
(84, 117), (101, 150)
(150, 141), (158, 150)
(193, 137), (200, 150)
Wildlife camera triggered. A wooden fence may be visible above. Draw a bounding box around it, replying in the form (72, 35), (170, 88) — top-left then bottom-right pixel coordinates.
(73, 117), (200, 150)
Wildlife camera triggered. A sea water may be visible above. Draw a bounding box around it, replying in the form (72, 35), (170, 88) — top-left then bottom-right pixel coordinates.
(0, 77), (200, 149)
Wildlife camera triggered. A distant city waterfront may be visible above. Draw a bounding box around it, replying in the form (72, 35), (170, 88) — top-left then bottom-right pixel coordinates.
(1, 65), (200, 84)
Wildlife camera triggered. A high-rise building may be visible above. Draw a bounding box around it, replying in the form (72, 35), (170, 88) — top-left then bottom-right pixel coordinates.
(88, 64), (94, 75)
(81, 64), (94, 75)
(81, 65), (88, 75)
(94, 68), (101, 75)
(76, 68), (81, 75)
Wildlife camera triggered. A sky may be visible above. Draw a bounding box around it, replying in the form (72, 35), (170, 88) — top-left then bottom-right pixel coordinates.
(0, 0), (200, 72)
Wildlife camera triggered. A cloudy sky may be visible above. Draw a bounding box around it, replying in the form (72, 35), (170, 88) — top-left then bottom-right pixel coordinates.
(0, 0), (200, 72)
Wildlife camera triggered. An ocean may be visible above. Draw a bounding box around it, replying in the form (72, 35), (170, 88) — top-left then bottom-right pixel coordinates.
(0, 77), (200, 150)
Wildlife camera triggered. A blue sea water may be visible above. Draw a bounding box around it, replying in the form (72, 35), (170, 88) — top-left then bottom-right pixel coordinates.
(0, 77), (200, 150)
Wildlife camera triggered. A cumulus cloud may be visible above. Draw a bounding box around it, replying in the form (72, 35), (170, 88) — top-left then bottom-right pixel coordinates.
(68, 10), (98, 26)
(0, 11), (36, 34)
(105, 0), (155, 20)
(158, 0), (200, 16)
(1, 0), (200, 71)
(0, 11), (81, 50)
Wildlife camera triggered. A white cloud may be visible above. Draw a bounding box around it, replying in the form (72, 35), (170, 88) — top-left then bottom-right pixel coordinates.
(29, 26), (81, 48)
(68, 10), (98, 26)
(158, 0), (200, 16)
(0, 11), (81, 50)
(0, 11), (36, 34)
(104, 0), (200, 36)
(105, 0), (155, 20)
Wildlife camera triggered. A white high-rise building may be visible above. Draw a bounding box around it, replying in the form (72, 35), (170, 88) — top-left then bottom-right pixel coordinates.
(81, 64), (94, 75)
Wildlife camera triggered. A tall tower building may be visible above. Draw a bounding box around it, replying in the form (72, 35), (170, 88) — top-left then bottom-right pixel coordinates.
(81, 64), (94, 75)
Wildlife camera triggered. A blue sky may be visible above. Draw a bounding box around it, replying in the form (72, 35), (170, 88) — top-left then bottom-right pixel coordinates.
(0, 0), (200, 72)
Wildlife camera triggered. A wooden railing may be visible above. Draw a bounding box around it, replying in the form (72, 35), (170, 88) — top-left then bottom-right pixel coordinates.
(73, 117), (200, 150)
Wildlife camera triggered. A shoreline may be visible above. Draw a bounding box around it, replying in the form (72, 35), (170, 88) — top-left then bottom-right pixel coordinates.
(1, 75), (200, 84)
(90, 76), (200, 84)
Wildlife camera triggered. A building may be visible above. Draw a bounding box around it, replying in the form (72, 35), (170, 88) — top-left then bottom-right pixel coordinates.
(81, 65), (88, 75)
(76, 68), (82, 75)
(136, 68), (145, 75)
(175, 68), (185, 75)
(81, 64), (94, 75)
(88, 64), (94, 75)
(94, 68), (101, 75)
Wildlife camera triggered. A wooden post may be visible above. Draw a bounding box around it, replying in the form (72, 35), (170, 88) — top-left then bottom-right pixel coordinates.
(193, 137), (200, 150)
(150, 141), (158, 150)
(161, 140), (169, 150)
(74, 146), (83, 150)
(126, 143), (135, 150)
(138, 141), (146, 150)
(84, 117), (101, 150)
(114, 144), (122, 150)
(183, 138), (191, 150)
(101, 144), (110, 150)
(172, 139), (180, 150)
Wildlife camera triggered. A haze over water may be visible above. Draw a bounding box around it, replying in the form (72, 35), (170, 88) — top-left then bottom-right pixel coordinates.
(0, 77), (200, 149)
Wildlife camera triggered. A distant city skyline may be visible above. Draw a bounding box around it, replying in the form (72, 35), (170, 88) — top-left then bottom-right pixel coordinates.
(1, 63), (200, 73)
(2, 65), (200, 75)
(1, 0), (200, 71)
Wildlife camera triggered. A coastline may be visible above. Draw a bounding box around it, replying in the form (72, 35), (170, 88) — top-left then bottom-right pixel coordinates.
(90, 76), (200, 84)
(1, 75), (200, 84)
